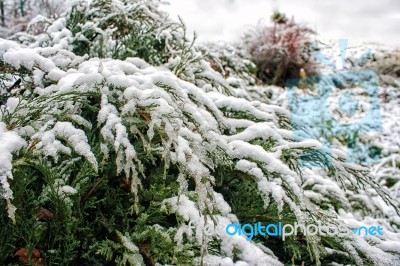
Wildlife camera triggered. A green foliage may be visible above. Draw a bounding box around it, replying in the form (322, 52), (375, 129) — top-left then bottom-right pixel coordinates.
(198, 42), (259, 87)
(66, 0), (171, 64)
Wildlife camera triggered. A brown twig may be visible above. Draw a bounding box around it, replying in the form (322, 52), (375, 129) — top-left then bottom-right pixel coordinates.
(80, 177), (104, 204)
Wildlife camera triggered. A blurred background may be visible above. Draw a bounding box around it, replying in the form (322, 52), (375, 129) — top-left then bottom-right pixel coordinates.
(162, 0), (400, 45)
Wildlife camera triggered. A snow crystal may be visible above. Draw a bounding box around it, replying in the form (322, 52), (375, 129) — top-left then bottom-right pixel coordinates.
(225, 123), (283, 143)
(0, 40), (20, 57)
(0, 122), (26, 222)
(6, 97), (20, 113)
(47, 68), (66, 81)
(33, 122), (97, 171)
(228, 140), (295, 177)
(3, 49), (56, 72)
(117, 231), (140, 253)
(60, 185), (77, 195)
(52, 122), (98, 172)
(73, 73), (103, 85)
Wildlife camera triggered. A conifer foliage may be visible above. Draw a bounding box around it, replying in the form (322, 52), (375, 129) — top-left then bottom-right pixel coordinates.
(0, 0), (399, 265)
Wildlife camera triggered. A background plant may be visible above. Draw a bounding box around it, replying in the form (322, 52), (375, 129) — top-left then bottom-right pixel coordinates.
(244, 11), (319, 86)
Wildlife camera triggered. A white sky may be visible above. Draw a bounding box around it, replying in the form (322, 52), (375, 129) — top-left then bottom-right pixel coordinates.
(162, 0), (400, 46)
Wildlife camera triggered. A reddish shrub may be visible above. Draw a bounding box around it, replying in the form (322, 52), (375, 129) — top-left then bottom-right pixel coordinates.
(245, 12), (319, 86)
